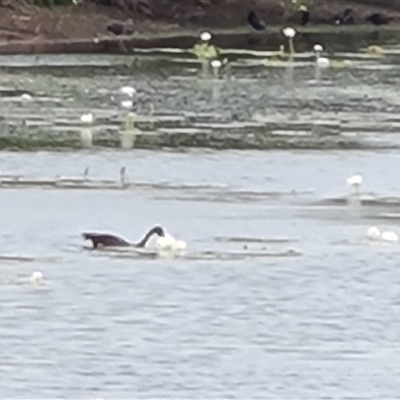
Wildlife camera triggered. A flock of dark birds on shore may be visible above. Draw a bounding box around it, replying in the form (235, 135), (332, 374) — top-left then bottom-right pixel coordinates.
(247, 8), (393, 31)
(106, 6), (393, 36)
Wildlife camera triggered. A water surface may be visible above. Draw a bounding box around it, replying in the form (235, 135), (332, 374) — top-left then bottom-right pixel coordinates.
(0, 150), (399, 399)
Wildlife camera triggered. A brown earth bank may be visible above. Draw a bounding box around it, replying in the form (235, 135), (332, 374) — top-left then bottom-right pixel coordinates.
(1, 0), (400, 53)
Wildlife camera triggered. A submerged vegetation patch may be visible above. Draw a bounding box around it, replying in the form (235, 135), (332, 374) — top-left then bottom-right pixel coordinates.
(0, 131), (380, 151)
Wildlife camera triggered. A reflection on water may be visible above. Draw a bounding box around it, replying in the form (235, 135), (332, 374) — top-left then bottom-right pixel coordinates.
(0, 150), (399, 399)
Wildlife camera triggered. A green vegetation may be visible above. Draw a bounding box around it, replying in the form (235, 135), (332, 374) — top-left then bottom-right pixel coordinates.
(192, 43), (220, 61)
(279, 0), (312, 14)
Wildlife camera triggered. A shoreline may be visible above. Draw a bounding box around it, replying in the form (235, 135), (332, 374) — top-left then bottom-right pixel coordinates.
(2, 0), (400, 56)
(0, 135), (388, 152)
(0, 24), (400, 55)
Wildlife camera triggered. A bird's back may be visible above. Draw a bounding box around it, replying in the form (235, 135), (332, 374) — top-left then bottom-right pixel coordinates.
(247, 11), (265, 31)
(82, 233), (130, 248)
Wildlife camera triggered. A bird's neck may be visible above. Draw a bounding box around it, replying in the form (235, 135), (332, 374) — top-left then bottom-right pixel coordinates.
(136, 229), (156, 247)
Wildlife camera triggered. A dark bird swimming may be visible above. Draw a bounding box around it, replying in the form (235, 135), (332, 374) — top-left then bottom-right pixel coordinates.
(247, 11), (266, 31)
(82, 226), (165, 249)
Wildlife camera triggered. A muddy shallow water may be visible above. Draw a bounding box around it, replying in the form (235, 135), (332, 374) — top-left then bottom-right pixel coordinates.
(2, 41), (400, 150)
(0, 149), (400, 399)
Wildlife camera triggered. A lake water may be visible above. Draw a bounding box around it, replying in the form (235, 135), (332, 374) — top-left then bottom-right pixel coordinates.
(1, 39), (400, 398)
(0, 149), (400, 399)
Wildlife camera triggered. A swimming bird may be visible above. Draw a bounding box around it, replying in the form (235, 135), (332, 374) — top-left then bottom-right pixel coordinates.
(366, 226), (380, 241)
(121, 100), (133, 109)
(366, 226), (398, 242)
(120, 86), (136, 97)
(21, 93), (33, 101)
(29, 271), (44, 285)
(156, 232), (187, 252)
(82, 226), (166, 249)
(347, 174), (363, 192)
(366, 13), (392, 25)
(247, 10), (266, 31)
(381, 231), (398, 242)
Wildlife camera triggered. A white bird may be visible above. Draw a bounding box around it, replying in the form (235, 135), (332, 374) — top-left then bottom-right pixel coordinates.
(156, 232), (186, 252)
(366, 226), (398, 243)
(366, 226), (381, 241)
(80, 113), (94, 124)
(347, 174), (363, 188)
(29, 271), (44, 285)
(313, 44), (323, 53)
(121, 100), (133, 109)
(20, 93), (33, 101)
(120, 86), (136, 97)
(200, 31), (212, 42)
(381, 230), (398, 242)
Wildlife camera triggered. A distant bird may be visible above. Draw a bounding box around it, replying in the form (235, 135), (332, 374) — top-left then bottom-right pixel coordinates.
(29, 271), (44, 285)
(366, 226), (381, 241)
(347, 174), (363, 198)
(121, 100), (133, 109)
(247, 11), (266, 31)
(343, 8), (354, 23)
(300, 11), (310, 26)
(366, 226), (398, 243)
(299, 5), (310, 26)
(20, 93), (33, 101)
(107, 22), (124, 36)
(120, 86), (136, 97)
(80, 113), (93, 124)
(82, 225), (187, 253)
(347, 174), (363, 188)
(366, 13), (392, 25)
(156, 232), (187, 252)
(334, 8), (354, 25)
(82, 226), (165, 249)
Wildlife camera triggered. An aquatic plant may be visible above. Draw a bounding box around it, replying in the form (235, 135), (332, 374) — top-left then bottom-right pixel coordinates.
(281, 0), (313, 14)
(193, 33), (219, 62)
(282, 27), (296, 86)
